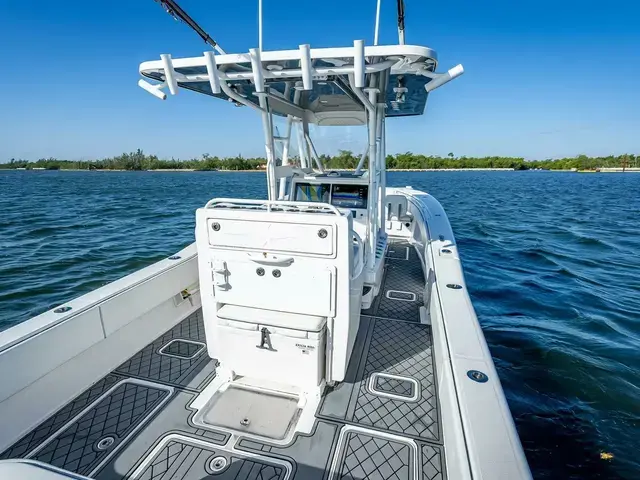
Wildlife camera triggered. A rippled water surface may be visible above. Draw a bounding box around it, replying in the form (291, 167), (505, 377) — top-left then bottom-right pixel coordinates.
(1, 170), (638, 478)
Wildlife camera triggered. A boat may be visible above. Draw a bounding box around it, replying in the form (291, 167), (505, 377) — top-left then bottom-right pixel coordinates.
(0, 1), (532, 479)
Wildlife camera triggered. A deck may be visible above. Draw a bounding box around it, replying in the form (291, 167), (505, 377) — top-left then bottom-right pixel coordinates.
(1, 241), (445, 480)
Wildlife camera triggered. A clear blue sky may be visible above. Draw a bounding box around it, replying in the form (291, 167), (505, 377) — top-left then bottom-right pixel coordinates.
(1, 0), (638, 161)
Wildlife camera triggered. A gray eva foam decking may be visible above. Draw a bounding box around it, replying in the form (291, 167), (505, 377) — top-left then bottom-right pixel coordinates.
(1, 241), (445, 480)
(362, 239), (425, 322)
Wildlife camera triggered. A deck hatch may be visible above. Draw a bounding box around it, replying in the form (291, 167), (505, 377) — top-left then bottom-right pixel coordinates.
(115, 310), (216, 390)
(158, 339), (205, 359)
(386, 245), (410, 260)
(21, 379), (171, 476)
(130, 433), (292, 480)
(329, 426), (417, 480)
(194, 386), (301, 441)
(369, 372), (420, 402)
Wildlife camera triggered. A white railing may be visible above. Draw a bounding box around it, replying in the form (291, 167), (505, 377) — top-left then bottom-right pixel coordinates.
(204, 198), (342, 215)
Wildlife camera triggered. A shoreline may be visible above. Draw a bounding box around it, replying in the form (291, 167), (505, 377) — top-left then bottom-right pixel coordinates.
(5, 167), (517, 172)
(5, 167), (640, 173)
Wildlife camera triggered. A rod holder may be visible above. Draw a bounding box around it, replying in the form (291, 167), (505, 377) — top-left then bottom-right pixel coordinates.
(138, 79), (167, 100)
(299, 44), (312, 91)
(354, 40), (365, 88)
(160, 54), (178, 95)
(203, 51), (221, 94)
(249, 48), (265, 93)
(424, 64), (465, 92)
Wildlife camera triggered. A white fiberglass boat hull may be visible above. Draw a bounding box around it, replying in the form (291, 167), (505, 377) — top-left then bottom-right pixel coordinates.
(0, 188), (530, 480)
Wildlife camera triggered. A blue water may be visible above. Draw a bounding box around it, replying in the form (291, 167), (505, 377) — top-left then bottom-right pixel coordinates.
(0, 170), (638, 478)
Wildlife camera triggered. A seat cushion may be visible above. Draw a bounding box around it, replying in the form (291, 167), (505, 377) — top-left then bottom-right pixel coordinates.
(217, 304), (326, 332)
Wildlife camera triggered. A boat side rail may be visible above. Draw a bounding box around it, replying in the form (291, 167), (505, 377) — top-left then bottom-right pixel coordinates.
(0, 244), (201, 450)
(0, 243), (198, 356)
(204, 197), (342, 215)
(392, 187), (532, 479)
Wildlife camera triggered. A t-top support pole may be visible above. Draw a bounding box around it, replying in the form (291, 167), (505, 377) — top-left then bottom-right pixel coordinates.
(367, 87), (379, 268)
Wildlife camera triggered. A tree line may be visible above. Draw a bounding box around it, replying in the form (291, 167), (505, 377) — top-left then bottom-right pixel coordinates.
(2, 149), (638, 171)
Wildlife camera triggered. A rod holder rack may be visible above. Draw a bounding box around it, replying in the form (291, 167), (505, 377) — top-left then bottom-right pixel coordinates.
(137, 43), (461, 104)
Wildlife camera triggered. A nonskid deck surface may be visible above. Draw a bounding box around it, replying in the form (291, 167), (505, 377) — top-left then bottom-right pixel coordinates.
(1, 241), (445, 479)
(363, 241), (425, 323)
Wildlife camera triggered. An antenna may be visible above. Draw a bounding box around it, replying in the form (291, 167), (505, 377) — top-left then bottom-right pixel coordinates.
(258, 0), (263, 50)
(397, 0), (405, 44)
(374, 0), (381, 45)
(153, 0), (226, 54)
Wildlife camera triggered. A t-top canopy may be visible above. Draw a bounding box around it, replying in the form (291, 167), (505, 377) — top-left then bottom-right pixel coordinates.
(138, 43), (464, 125)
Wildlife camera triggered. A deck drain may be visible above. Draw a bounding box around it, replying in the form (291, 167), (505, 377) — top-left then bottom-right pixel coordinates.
(95, 436), (115, 451)
(54, 306), (72, 313)
(446, 283), (462, 290)
(209, 456), (228, 473)
(240, 417), (251, 427)
(168, 255), (181, 260)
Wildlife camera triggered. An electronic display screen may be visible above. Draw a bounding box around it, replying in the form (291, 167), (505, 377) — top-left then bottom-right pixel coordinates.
(331, 184), (368, 209)
(294, 182), (368, 210)
(295, 183), (331, 203)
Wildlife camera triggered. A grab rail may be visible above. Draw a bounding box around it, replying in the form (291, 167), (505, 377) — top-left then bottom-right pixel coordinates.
(204, 198), (342, 215)
(248, 254), (295, 266)
(351, 231), (365, 280)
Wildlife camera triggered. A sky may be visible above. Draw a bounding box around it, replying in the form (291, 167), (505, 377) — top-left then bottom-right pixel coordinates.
(0, 0), (639, 161)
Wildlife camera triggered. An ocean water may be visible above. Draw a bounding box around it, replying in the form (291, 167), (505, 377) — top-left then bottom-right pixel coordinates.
(0, 170), (638, 478)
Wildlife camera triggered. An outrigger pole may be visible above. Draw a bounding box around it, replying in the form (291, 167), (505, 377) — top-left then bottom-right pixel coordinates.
(397, 0), (406, 44)
(153, 0), (226, 54)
